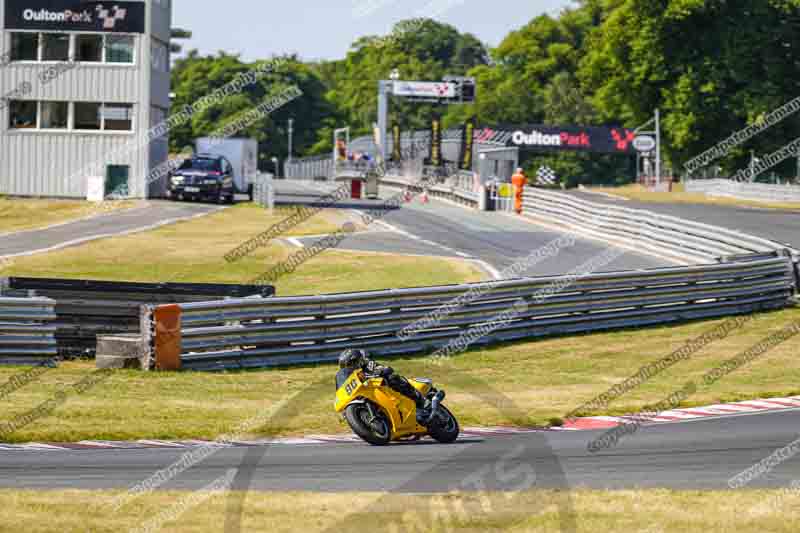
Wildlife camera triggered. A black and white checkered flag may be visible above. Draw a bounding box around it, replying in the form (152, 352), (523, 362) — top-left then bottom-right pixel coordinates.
(536, 165), (557, 185)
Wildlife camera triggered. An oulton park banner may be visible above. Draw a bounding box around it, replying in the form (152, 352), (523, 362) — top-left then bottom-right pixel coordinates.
(5, 0), (146, 33)
(474, 124), (639, 155)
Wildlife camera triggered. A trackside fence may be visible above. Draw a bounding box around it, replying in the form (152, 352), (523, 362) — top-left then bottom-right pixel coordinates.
(0, 296), (58, 365)
(284, 156), (334, 180)
(147, 254), (796, 371)
(380, 174), (479, 208)
(522, 188), (792, 265)
(685, 179), (800, 203)
(0, 278), (274, 359)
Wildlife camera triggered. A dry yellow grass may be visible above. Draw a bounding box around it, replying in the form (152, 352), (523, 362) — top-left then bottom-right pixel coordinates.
(590, 183), (800, 210)
(2, 203), (483, 295)
(0, 197), (139, 233)
(1, 488), (798, 532)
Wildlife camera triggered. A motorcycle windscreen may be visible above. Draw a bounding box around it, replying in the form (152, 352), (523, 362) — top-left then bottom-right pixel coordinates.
(334, 371), (364, 412)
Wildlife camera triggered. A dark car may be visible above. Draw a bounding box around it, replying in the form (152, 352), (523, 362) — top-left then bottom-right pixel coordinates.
(167, 154), (235, 204)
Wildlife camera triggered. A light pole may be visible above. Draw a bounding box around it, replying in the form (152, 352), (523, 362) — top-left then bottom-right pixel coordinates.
(287, 119), (294, 163)
(796, 150), (799, 182)
(655, 108), (661, 187)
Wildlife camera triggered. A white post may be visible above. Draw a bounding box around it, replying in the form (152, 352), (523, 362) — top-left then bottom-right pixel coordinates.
(287, 118), (294, 163)
(655, 108), (661, 187)
(796, 151), (800, 182)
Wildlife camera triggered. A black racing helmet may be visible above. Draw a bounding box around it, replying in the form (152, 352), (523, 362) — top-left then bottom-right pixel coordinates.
(339, 348), (369, 369)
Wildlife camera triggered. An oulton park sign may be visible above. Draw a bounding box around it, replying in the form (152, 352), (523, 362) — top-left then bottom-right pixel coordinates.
(475, 124), (639, 155)
(4, 0), (146, 33)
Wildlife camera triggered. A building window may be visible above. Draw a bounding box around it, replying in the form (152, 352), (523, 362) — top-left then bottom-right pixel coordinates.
(10, 33), (39, 61)
(8, 100), (134, 132)
(7, 33), (136, 65)
(103, 104), (134, 131)
(42, 34), (70, 62)
(106, 35), (135, 64)
(40, 102), (69, 129)
(74, 102), (103, 130)
(76, 35), (104, 62)
(9, 101), (38, 129)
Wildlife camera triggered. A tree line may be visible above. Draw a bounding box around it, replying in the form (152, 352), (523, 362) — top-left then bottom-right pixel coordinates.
(169, 0), (800, 186)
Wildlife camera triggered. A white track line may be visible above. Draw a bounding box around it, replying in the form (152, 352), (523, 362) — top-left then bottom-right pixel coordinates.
(1, 206), (227, 260)
(0, 202), (152, 239)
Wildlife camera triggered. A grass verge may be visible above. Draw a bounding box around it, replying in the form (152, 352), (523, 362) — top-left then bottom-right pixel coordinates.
(1, 488), (798, 532)
(3, 203), (483, 295)
(589, 183), (800, 210)
(0, 307), (797, 443)
(0, 197), (139, 234)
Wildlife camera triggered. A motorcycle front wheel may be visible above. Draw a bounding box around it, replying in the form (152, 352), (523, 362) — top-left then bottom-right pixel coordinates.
(345, 403), (392, 446)
(428, 405), (460, 444)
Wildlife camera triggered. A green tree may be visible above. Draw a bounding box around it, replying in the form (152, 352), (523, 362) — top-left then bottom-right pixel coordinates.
(169, 53), (335, 169)
(581, 0), (800, 176)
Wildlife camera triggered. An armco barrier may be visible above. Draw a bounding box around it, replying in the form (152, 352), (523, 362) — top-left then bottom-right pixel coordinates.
(686, 179), (800, 203)
(380, 174), (479, 208)
(148, 255), (796, 371)
(1, 278), (274, 358)
(0, 296), (58, 365)
(284, 156), (334, 180)
(522, 188), (789, 265)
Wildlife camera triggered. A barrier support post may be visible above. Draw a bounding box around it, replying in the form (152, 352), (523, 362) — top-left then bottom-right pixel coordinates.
(154, 304), (182, 371)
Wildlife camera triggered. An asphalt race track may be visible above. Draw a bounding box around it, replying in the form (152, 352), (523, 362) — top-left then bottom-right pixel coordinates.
(570, 191), (800, 249)
(0, 201), (222, 258)
(3, 409), (799, 492)
(2, 183), (789, 494)
(276, 180), (668, 276)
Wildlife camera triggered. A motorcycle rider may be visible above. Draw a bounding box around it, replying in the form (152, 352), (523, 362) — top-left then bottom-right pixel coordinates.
(337, 348), (431, 424)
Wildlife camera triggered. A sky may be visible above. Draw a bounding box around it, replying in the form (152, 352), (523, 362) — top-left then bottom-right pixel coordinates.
(172, 0), (573, 62)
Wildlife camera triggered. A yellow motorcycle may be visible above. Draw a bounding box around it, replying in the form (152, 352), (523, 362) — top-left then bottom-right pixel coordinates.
(334, 369), (460, 446)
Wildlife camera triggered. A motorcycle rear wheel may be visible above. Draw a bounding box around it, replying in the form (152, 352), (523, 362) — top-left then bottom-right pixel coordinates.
(428, 405), (460, 444)
(345, 403), (392, 446)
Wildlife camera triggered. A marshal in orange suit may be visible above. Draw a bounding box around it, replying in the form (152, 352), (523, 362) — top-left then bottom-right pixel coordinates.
(511, 168), (527, 214)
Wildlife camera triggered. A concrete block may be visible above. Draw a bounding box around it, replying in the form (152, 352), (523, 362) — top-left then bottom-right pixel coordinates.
(96, 334), (146, 370)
